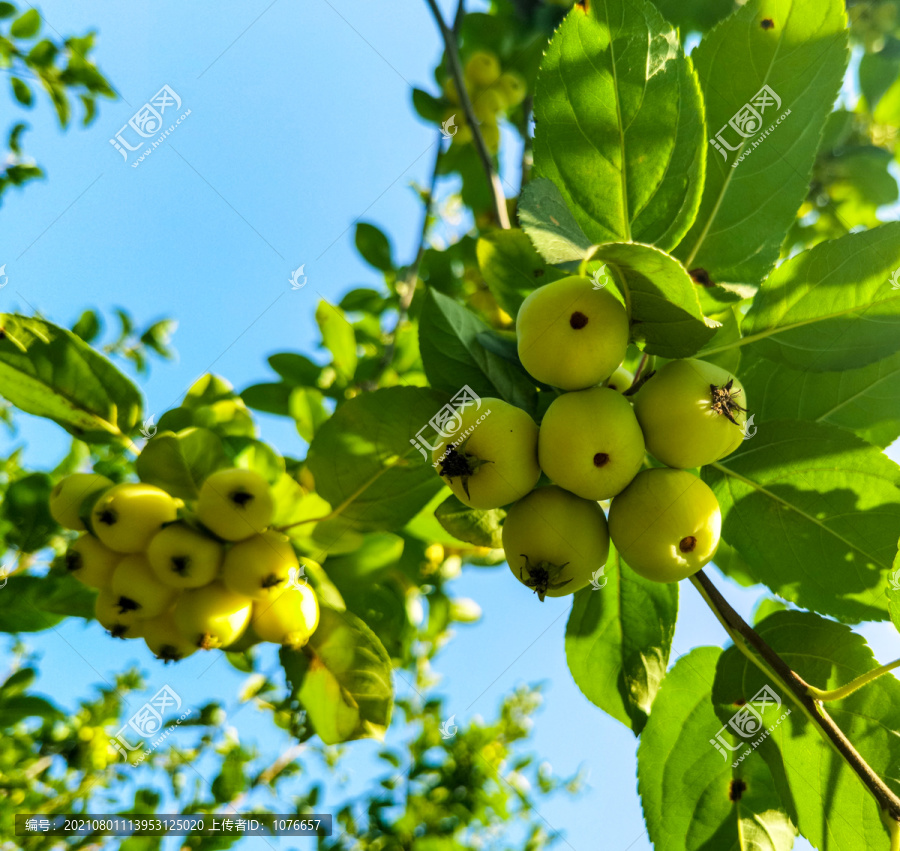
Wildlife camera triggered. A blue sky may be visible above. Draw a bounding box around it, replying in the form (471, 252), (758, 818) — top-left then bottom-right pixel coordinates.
(1, 2), (898, 850)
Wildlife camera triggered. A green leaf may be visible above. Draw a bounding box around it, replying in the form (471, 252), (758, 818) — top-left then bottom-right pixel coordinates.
(9, 8), (39, 38)
(10, 76), (31, 106)
(740, 348), (900, 449)
(135, 428), (229, 500)
(675, 0), (848, 284)
(860, 40), (900, 111)
(566, 547), (678, 733)
(0, 314), (142, 443)
(355, 222), (394, 272)
(517, 178), (595, 264)
(713, 611), (900, 850)
(268, 352), (322, 387)
(532, 0), (705, 251)
(315, 300), (357, 384)
(289, 387), (328, 443)
(0, 573), (95, 633)
(240, 382), (292, 416)
(411, 87), (444, 123)
(651, 0), (737, 33)
(281, 606), (393, 744)
(592, 242), (716, 358)
(638, 646), (796, 851)
(0, 4), (16, 19)
(476, 230), (565, 318)
(2, 473), (57, 553)
(732, 223), (900, 371)
(71, 310), (101, 344)
(434, 494), (505, 549)
(323, 533), (404, 585)
(306, 386), (448, 533)
(0, 694), (63, 726)
(703, 419), (900, 622)
(222, 436), (285, 485)
(419, 288), (537, 413)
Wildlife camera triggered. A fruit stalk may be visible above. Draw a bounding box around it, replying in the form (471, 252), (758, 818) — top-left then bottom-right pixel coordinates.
(690, 570), (900, 825)
(424, 0), (511, 229)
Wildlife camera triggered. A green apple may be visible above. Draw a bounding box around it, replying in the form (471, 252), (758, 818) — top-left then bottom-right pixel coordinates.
(432, 397), (540, 510)
(94, 589), (142, 639)
(196, 468), (274, 541)
(222, 530), (298, 600)
(608, 468), (721, 582)
(173, 581), (252, 650)
(111, 554), (180, 620)
(502, 486), (610, 600)
(141, 610), (197, 662)
(49, 473), (113, 530)
(633, 359), (746, 469)
(91, 483), (178, 553)
(516, 276), (630, 390)
(65, 534), (121, 590)
(147, 522), (224, 588)
(603, 365), (634, 393)
(538, 387), (645, 500)
(251, 584), (320, 648)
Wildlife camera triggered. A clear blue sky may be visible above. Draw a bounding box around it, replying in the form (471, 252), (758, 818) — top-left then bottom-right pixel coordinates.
(1, 3), (897, 849)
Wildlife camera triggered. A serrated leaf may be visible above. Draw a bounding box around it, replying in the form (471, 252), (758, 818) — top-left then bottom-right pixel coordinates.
(726, 223), (900, 371)
(0, 314), (142, 443)
(713, 611), (900, 850)
(419, 288), (537, 413)
(281, 607), (393, 744)
(434, 494), (505, 549)
(740, 348), (900, 449)
(532, 0), (705, 251)
(306, 386), (448, 533)
(676, 0), (848, 284)
(638, 646), (797, 851)
(592, 242), (716, 357)
(566, 546), (678, 733)
(517, 178), (595, 263)
(703, 419), (900, 622)
(476, 229), (565, 318)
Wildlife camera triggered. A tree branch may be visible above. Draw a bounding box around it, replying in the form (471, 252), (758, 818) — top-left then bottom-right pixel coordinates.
(424, 0), (510, 229)
(690, 569), (900, 822)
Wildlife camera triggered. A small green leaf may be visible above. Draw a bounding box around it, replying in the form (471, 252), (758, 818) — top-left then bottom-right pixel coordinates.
(222, 436), (285, 485)
(240, 382), (292, 416)
(434, 494), (505, 549)
(517, 178), (595, 264)
(411, 87), (444, 122)
(289, 387), (328, 443)
(355, 222), (394, 272)
(0, 4), (17, 20)
(0, 573), (95, 633)
(9, 8), (39, 38)
(315, 300), (357, 384)
(566, 547), (678, 733)
(70, 310), (101, 343)
(281, 607), (393, 744)
(2, 473), (57, 553)
(268, 352), (322, 386)
(0, 314), (142, 443)
(135, 428), (229, 500)
(10, 76), (31, 106)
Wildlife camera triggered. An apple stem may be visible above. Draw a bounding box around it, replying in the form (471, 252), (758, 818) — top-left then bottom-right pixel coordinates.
(689, 569), (900, 825)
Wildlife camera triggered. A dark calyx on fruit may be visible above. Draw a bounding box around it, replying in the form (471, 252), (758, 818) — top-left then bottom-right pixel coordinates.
(170, 555), (190, 575)
(593, 452), (610, 467)
(709, 380), (746, 426)
(65, 551), (82, 572)
(679, 536), (697, 553)
(438, 445), (488, 498)
(117, 596), (140, 614)
(97, 508), (117, 525)
(229, 490), (254, 508)
(569, 311), (589, 329)
(519, 556), (571, 602)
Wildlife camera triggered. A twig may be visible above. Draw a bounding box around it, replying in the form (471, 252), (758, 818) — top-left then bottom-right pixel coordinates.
(424, 0), (510, 229)
(690, 569), (900, 822)
(807, 658), (900, 702)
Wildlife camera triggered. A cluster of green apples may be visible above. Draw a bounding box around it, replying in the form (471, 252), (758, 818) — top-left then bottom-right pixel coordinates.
(442, 49), (527, 153)
(49, 469), (320, 661)
(433, 275), (748, 598)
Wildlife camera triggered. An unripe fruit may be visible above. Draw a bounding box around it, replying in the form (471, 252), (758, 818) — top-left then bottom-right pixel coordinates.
(90, 483), (178, 553)
(147, 523), (224, 588)
(604, 365), (634, 393)
(111, 554), (180, 620)
(480, 117), (501, 153)
(472, 88), (506, 122)
(49, 473), (113, 530)
(502, 486), (610, 600)
(464, 50), (501, 87)
(173, 581), (252, 650)
(94, 589), (142, 639)
(196, 468), (274, 541)
(538, 388), (645, 500)
(608, 468), (721, 583)
(516, 276), (630, 390)
(633, 359), (746, 469)
(251, 584), (320, 648)
(65, 534), (121, 590)
(141, 609), (197, 662)
(222, 530), (298, 600)
(432, 397), (540, 510)
(496, 72), (527, 108)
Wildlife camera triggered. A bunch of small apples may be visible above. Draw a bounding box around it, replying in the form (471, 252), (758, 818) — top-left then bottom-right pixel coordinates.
(433, 275), (748, 598)
(50, 469), (319, 661)
(442, 50), (527, 153)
